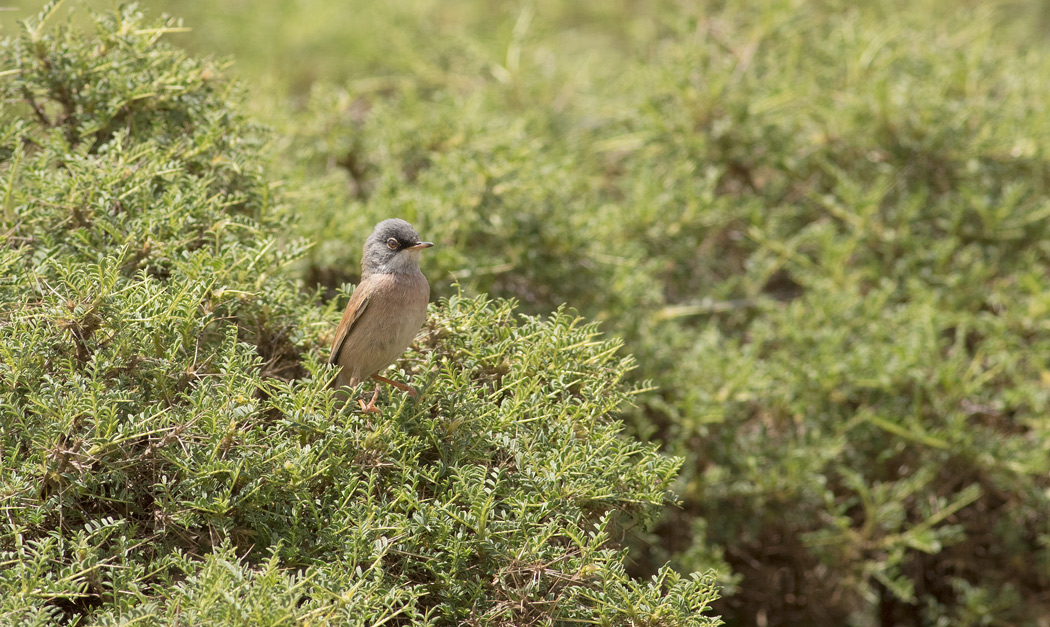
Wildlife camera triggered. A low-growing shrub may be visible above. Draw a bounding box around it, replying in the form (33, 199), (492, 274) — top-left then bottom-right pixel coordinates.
(224, 1), (1050, 624)
(0, 5), (719, 625)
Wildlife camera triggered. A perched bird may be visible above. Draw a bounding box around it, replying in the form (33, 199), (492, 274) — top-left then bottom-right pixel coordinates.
(329, 219), (433, 412)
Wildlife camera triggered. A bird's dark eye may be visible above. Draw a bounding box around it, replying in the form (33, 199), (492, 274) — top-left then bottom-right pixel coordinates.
(386, 237), (399, 250)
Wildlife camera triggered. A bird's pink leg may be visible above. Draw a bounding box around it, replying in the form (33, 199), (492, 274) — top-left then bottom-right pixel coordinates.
(372, 374), (418, 398)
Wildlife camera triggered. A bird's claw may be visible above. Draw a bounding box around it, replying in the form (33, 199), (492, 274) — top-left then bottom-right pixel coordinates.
(357, 385), (381, 413)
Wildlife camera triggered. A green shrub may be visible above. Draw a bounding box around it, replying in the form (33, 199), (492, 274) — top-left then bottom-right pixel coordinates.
(0, 5), (719, 625)
(612, 6), (1050, 625)
(10, 0), (1050, 624)
(125, 0), (1050, 624)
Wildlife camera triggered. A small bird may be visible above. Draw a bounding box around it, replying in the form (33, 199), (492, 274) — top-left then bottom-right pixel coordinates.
(329, 219), (433, 412)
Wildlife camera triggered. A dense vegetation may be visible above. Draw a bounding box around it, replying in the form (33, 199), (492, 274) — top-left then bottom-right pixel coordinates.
(4, 0), (1050, 624)
(0, 4), (717, 625)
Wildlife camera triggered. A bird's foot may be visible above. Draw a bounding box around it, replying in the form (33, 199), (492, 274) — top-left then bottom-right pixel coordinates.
(372, 374), (418, 399)
(357, 385), (382, 413)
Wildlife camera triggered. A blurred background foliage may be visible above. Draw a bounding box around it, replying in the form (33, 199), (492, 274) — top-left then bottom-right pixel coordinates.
(5, 0), (1050, 624)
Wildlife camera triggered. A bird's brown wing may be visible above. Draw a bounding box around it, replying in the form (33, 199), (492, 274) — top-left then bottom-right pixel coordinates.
(328, 282), (372, 366)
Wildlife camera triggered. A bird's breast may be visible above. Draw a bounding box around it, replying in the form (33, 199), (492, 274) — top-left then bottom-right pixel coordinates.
(335, 271), (430, 381)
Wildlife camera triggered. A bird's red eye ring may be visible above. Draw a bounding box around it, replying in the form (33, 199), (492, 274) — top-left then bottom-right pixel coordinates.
(386, 237), (398, 250)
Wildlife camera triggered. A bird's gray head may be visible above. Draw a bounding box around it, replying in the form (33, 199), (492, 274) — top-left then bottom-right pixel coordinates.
(361, 218), (433, 277)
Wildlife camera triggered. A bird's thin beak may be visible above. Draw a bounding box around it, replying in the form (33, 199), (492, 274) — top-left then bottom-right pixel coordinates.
(405, 241), (434, 251)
